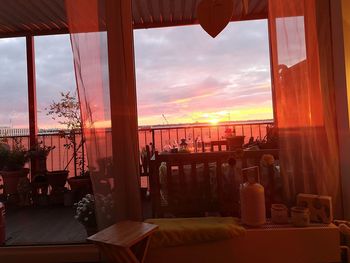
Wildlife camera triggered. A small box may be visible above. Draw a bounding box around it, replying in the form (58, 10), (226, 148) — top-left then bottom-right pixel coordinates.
(297, 194), (332, 224)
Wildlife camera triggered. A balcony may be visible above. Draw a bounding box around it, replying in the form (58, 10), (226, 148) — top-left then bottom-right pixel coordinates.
(0, 120), (274, 246)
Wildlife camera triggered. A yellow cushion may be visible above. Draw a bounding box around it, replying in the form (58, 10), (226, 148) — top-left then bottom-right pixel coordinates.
(145, 217), (245, 248)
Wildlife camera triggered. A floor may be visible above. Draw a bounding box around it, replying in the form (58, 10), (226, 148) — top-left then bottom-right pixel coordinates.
(3, 198), (153, 246)
(5, 206), (87, 245)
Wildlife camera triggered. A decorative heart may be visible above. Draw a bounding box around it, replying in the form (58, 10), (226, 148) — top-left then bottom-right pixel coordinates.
(197, 0), (234, 38)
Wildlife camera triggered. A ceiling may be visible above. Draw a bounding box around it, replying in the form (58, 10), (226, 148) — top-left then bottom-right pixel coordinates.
(0, 0), (267, 38)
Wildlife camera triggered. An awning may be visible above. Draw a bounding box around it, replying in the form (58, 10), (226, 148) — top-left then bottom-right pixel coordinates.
(0, 0), (267, 38)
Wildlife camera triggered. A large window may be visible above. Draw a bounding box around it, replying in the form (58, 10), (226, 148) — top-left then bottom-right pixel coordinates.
(134, 20), (273, 126)
(0, 36), (87, 246)
(0, 38), (28, 130)
(35, 35), (76, 130)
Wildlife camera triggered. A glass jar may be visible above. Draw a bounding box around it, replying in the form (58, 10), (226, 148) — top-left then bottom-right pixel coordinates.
(271, 204), (288, 224)
(291, 206), (310, 227)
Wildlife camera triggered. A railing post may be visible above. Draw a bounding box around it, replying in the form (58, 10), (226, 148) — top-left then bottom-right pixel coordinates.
(81, 129), (85, 176)
(151, 129), (155, 152)
(72, 130), (77, 177)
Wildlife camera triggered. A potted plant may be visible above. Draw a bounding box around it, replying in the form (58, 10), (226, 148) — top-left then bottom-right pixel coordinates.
(0, 140), (30, 201)
(27, 141), (55, 174)
(74, 193), (115, 235)
(46, 92), (91, 200)
(258, 126), (279, 149)
(74, 194), (97, 236)
(0, 143), (9, 171)
(68, 170), (92, 201)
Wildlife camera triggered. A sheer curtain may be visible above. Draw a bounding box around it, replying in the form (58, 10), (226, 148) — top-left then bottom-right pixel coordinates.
(268, 0), (341, 215)
(65, 0), (142, 228)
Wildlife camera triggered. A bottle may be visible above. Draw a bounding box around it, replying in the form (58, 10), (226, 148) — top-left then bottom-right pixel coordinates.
(240, 166), (266, 226)
(179, 138), (188, 153)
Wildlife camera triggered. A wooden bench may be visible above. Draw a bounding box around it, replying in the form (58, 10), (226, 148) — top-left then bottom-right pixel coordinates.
(149, 149), (279, 218)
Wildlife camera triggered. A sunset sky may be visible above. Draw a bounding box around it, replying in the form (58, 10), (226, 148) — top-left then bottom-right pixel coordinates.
(0, 19), (273, 128)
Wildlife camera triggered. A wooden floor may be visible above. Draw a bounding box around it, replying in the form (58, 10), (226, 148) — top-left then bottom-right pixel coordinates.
(3, 198), (153, 246)
(5, 206), (87, 246)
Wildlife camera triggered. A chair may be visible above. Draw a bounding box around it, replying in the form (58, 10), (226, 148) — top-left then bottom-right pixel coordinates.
(210, 140), (227, 152)
(149, 149), (279, 218)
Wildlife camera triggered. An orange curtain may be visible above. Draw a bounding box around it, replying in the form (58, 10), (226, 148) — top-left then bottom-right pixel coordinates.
(65, 0), (142, 228)
(269, 0), (341, 214)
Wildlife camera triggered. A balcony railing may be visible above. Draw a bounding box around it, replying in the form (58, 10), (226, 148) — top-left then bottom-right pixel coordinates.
(0, 131), (84, 178)
(0, 120), (274, 178)
(138, 119), (274, 152)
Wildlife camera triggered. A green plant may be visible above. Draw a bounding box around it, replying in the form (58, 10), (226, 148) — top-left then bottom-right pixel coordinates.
(74, 193), (115, 228)
(2, 139), (28, 171)
(46, 92), (86, 176)
(27, 141), (55, 158)
(74, 194), (96, 228)
(46, 91), (82, 130)
(0, 143), (10, 170)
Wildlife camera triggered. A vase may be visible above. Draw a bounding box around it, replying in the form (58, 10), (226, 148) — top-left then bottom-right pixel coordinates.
(1, 168), (29, 196)
(47, 170), (69, 190)
(68, 176), (93, 202)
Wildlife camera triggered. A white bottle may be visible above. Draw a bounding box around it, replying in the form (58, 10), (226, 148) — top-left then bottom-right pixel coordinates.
(240, 166), (266, 226)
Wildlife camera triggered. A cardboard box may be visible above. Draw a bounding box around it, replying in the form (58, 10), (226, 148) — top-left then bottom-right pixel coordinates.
(297, 193), (332, 224)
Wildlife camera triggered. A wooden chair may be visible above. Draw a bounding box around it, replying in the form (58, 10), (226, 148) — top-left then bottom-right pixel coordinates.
(210, 140), (228, 152)
(149, 149), (279, 218)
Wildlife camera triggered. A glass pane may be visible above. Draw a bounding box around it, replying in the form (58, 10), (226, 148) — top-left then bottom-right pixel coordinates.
(0, 38), (28, 131)
(134, 20), (273, 126)
(0, 37), (28, 198)
(35, 34), (79, 173)
(135, 20), (273, 152)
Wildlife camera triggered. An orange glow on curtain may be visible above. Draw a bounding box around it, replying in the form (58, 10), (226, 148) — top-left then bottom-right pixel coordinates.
(66, 0), (115, 228)
(269, 0), (341, 214)
(343, 0), (350, 124)
(66, 0), (142, 227)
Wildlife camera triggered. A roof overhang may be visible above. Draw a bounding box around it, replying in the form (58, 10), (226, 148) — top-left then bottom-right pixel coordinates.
(0, 0), (267, 38)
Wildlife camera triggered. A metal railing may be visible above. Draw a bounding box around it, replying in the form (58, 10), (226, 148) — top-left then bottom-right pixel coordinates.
(0, 131), (85, 178)
(138, 120), (274, 152)
(0, 120), (274, 177)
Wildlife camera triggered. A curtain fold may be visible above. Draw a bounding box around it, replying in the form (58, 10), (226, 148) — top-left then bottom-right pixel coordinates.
(268, 0), (341, 215)
(65, 0), (141, 229)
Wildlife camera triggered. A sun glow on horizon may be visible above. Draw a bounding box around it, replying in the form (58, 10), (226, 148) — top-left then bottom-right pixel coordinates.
(135, 21), (273, 127)
(209, 118), (220, 125)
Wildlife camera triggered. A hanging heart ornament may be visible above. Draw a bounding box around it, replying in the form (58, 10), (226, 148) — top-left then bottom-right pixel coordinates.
(197, 0), (234, 38)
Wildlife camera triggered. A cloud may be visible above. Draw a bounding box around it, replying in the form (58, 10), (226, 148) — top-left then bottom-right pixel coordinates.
(0, 19), (273, 128)
(135, 20), (273, 125)
(0, 35), (76, 128)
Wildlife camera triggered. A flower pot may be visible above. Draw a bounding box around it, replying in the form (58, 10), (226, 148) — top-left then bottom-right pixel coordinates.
(226, 136), (245, 151)
(68, 176), (93, 202)
(47, 170), (69, 190)
(1, 168), (29, 196)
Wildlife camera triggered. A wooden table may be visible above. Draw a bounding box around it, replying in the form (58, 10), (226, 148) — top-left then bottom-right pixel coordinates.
(87, 221), (158, 263)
